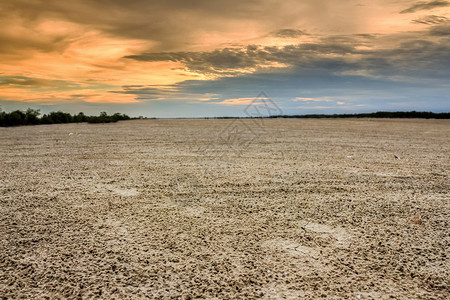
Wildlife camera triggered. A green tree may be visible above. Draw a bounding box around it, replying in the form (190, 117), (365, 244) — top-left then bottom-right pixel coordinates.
(49, 111), (73, 123)
(0, 108), (5, 126)
(73, 112), (87, 123)
(40, 114), (54, 124)
(6, 110), (26, 126)
(25, 108), (40, 125)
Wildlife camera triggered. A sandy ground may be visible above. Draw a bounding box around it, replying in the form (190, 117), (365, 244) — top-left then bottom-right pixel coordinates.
(0, 118), (449, 299)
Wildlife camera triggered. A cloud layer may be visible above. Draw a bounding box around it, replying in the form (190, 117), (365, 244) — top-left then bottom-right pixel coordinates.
(0, 0), (449, 116)
(400, 1), (449, 14)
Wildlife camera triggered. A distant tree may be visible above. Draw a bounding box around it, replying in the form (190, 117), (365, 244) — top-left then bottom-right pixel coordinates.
(0, 108), (5, 126)
(111, 112), (131, 122)
(86, 111), (130, 123)
(73, 112), (87, 123)
(0, 108), (132, 127)
(49, 111), (72, 123)
(25, 108), (40, 125)
(40, 114), (53, 124)
(5, 110), (26, 126)
(112, 113), (122, 122)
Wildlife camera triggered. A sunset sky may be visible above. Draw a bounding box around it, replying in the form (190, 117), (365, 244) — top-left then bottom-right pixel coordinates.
(0, 0), (449, 117)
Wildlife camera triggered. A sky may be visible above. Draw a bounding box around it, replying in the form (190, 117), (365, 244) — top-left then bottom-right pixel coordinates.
(0, 0), (449, 117)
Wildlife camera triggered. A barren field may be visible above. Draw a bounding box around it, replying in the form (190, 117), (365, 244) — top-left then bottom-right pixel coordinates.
(1, 119), (449, 299)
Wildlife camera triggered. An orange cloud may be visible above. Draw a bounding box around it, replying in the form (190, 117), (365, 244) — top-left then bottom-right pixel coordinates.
(1, 29), (196, 87)
(0, 87), (138, 104)
(0, 17), (204, 104)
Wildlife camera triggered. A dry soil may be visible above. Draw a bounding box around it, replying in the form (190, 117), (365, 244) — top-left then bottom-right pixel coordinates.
(0, 119), (449, 299)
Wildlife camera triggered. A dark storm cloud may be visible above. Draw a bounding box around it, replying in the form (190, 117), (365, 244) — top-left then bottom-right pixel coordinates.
(0, 0), (281, 52)
(125, 48), (260, 73)
(0, 27), (70, 58)
(363, 38), (450, 78)
(125, 31), (450, 79)
(128, 61), (449, 116)
(0, 77), (52, 87)
(124, 37), (362, 75)
(272, 29), (307, 38)
(400, 1), (449, 14)
(112, 27), (450, 114)
(0, 76), (78, 89)
(1, 0), (380, 56)
(429, 24), (450, 35)
(412, 15), (449, 24)
(121, 29), (450, 107)
(112, 85), (178, 97)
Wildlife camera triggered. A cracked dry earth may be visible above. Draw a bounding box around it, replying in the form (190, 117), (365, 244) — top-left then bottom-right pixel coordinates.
(0, 119), (449, 299)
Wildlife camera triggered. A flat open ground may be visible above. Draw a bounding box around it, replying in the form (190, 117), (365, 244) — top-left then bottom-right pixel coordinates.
(1, 119), (449, 299)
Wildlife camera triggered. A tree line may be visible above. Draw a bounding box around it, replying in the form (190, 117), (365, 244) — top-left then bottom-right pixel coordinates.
(268, 111), (450, 119)
(0, 108), (131, 127)
(206, 111), (449, 119)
